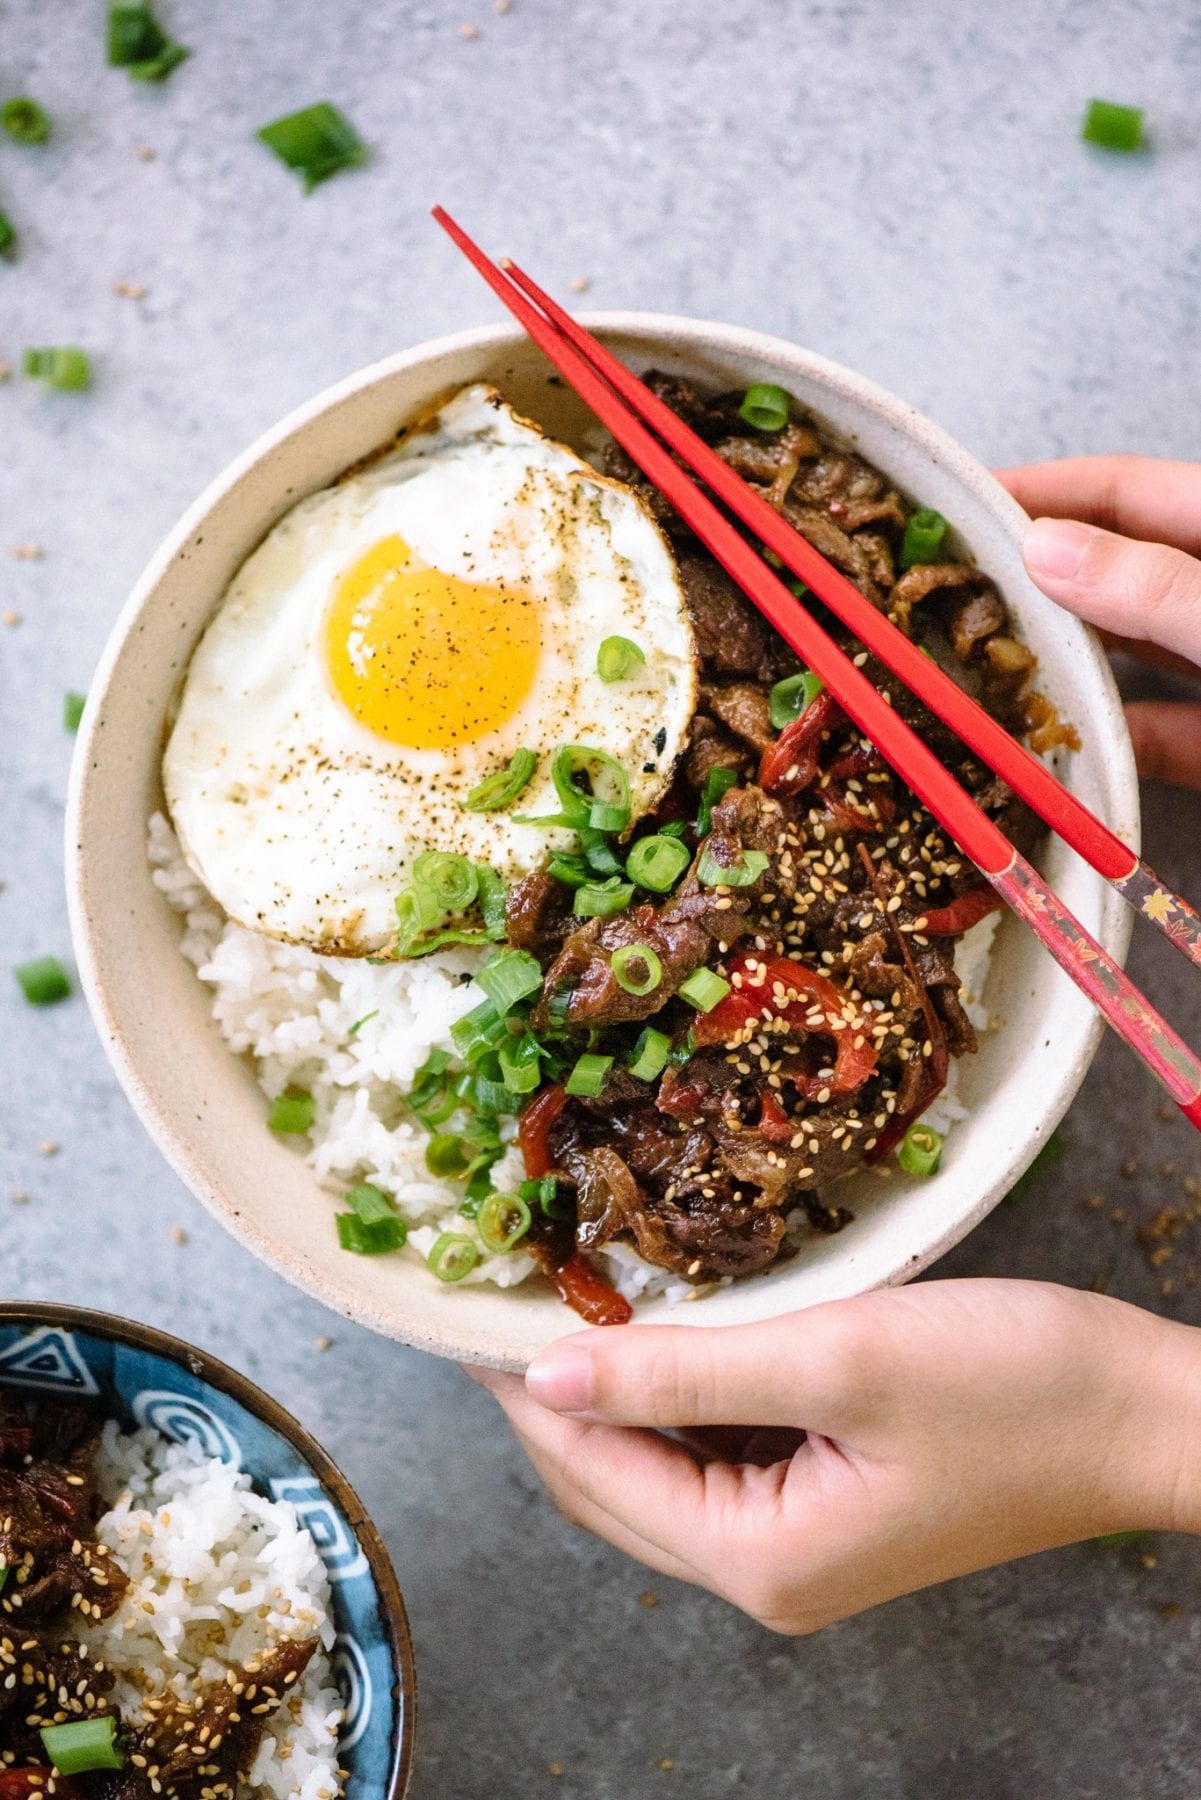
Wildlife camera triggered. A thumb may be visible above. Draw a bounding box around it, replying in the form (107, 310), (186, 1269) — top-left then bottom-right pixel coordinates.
(1023, 517), (1201, 665)
(524, 1307), (873, 1433)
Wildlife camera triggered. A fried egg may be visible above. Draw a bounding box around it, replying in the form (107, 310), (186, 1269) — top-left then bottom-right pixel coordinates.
(163, 385), (697, 955)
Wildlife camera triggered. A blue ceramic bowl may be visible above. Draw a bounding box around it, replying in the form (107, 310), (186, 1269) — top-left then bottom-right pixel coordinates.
(0, 1302), (415, 1798)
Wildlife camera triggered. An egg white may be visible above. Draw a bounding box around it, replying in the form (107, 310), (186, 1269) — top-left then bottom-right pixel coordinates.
(163, 385), (698, 955)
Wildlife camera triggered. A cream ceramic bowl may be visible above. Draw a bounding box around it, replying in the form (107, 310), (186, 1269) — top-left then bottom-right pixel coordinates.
(67, 316), (1139, 1369)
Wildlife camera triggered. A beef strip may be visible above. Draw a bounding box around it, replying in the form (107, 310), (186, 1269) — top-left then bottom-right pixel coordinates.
(702, 682), (776, 752)
(780, 500), (884, 605)
(887, 562), (997, 633)
(104, 1638), (318, 1800)
(551, 1111), (787, 1280)
(683, 715), (754, 788)
(505, 867), (575, 966)
(532, 885), (751, 1032)
(677, 553), (791, 682)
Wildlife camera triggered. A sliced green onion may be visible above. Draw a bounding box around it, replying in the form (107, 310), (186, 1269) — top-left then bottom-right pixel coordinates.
(108, 2), (164, 62)
(626, 833), (690, 892)
(425, 1132), (471, 1178)
(588, 800), (629, 833)
(497, 1032), (544, 1095)
(627, 1026), (671, 1082)
(267, 1088), (314, 1134)
(739, 382), (791, 433)
(657, 818), (689, 840)
(520, 1174), (569, 1219)
(346, 1182), (394, 1224)
(411, 1048), (452, 1091)
(413, 850), (478, 913)
(414, 1087), (457, 1129)
(597, 635), (646, 683)
(574, 876), (634, 919)
(465, 1156), (504, 1207)
(347, 1008), (378, 1037)
(460, 1167), (495, 1213)
(2, 98), (51, 144)
(107, 3), (188, 79)
(64, 691), (86, 732)
(0, 211), (14, 255)
(14, 955), (71, 1006)
(1081, 97), (1144, 153)
(464, 748), (537, 812)
(697, 845), (768, 888)
(550, 743), (631, 832)
(696, 765), (738, 836)
(477, 1192), (532, 1253)
(337, 1181), (407, 1254)
(768, 669), (823, 729)
(476, 864), (508, 939)
(397, 937), (494, 959)
(679, 968), (730, 1013)
(257, 102), (365, 192)
(428, 1231), (479, 1282)
(789, 579), (811, 601)
(897, 1122), (943, 1177)
(477, 948), (543, 1015)
(670, 1027), (697, 1065)
(565, 1052), (613, 1098)
(336, 1212), (407, 1254)
(462, 1112), (504, 1156)
(611, 944), (663, 996)
(408, 1047), (454, 1116)
(548, 852), (589, 888)
(41, 1715), (124, 1776)
(467, 1052), (514, 1117)
(0, 1565), (7, 1595)
(393, 882), (443, 956)
(580, 828), (624, 876)
(899, 508), (948, 570)
(450, 998), (507, 1063)
(23, 347), (91, 391)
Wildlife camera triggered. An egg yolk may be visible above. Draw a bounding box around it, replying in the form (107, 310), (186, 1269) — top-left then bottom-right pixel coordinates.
(324, 534), (541, 750)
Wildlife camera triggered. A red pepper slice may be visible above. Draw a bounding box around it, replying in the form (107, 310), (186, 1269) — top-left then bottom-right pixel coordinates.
(756, 1089), (797, 1142)
(518, 1083), (568, 1178)
(919, 886), (1003, 936)
(547, 1253), (633, 1327)
(758, 691), (840, 796)
(694, 950), (878, 1097)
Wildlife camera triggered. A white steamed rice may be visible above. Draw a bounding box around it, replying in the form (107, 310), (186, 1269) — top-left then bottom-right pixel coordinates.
(149, 811), (998, 1304)
(82, 1420), (343, 1800)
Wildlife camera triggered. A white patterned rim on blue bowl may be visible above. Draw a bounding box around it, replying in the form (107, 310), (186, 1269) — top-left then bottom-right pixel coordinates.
(0, 1303), (415, 1798)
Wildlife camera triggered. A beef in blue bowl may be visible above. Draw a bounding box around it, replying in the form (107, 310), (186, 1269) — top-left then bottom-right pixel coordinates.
(0, 1302), (414, 1799)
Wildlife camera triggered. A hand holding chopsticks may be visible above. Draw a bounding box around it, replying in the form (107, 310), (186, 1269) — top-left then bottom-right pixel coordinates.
(433, 206), (1201, 1129)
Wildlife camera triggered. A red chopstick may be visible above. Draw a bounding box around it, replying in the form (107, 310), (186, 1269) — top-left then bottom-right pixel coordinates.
(501, 259), (1201, 977)
(432, 206), (1201, 1129)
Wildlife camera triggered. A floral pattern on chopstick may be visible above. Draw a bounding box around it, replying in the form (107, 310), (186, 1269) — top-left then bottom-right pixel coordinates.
(997, 854), (1201, 1104)
(1114, 861), (1201, 968)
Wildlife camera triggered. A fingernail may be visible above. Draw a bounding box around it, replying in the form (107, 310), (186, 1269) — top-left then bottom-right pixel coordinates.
(1024, 517), (1098, 580)
(526, 1343), (594, 1413)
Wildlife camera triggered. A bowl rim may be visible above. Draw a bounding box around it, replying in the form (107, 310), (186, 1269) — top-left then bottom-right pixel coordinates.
(66, 311), (1139, 1365)
(0, 1299), (417, 1800)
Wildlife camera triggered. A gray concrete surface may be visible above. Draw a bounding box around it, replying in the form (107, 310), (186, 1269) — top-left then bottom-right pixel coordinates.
(3, 1), (1201, 1794)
